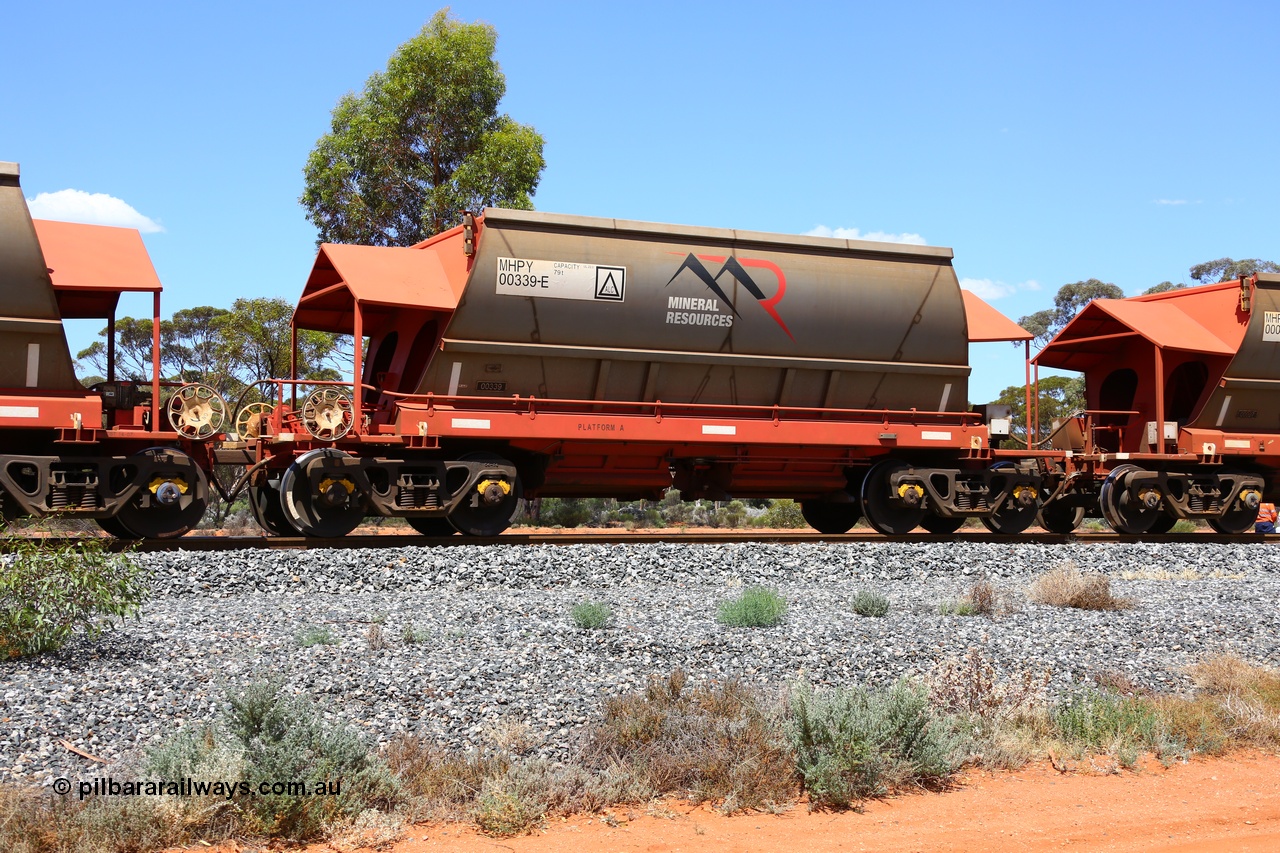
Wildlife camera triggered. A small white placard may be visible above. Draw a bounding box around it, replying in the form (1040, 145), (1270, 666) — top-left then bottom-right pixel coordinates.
(701, 425), (736, 435)
(496, 257), (625, 302)
(451, 418), (492, 430)
(1264, 311), (1280, 342)
(0, 406), (39, 418)
(921, 431), (952, 441)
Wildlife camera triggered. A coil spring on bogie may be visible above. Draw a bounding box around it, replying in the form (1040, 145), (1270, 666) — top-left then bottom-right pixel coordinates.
(48, 467), (102, 510)
(395, 474), (440, 509)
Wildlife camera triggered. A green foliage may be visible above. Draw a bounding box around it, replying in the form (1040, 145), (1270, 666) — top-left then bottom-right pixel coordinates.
(1190, 257), (1280, 283)
(1052, 690), (1172, 766)
(536, 498), (598, 528)
(76, 298), (348, 397)
(224, 681), (399, 839)
(301, 10), (545, 245)
(754, 499), (807, 529)
(0, 530), (147, 658)
(993, 374), (1084, 445)
(474, 784), (543, 837)
(1017, 278), (1125, 347)
(716, 586), (786, 627)
(716, 500), (747, 529)
(297, 625), (338, 647)
(787, 680), (958, 807)
(1142, 280), (1186, 295)
(401, 624), (430, 644)
(851, 590), (890, 618)
(938, 598), (976, 617)
(570, 600), (612, 630)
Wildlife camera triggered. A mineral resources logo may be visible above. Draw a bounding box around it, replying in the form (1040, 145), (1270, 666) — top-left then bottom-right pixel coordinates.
(664, 253), (793, 339)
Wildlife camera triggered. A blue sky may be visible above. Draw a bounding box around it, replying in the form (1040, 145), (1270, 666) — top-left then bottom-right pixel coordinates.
(4, 1), (1277, 403)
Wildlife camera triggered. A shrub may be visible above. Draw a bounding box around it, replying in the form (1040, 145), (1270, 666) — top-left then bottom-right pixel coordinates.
(297, 625), (337, 647)
(0, 528), (147, 658)
(937, 579), (1008, 618)
(851, 590), (890, 617)
(1052, 689), (1170, 766)
(384, 735), (507, 821)
(1188, 655), (1280, 747)
(581, 669), (796, 811)
(537, 498), (598, 528)
(755, 499), (807, 529)
(717, 586), (786, 627)
(571, 600), (612, 630)
(224, 681), (399, 839)
(401, 624), (430, 644)
(937, 598), (976, 617)
(787, 680), (959, 808)
(366, 624), (390, 650)
(1029, 562), (1132, 610)
(929, 648), (1050, 768)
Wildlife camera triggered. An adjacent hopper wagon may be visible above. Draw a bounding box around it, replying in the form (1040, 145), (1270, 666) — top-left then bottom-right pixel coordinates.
(2, 159), (1274, 540)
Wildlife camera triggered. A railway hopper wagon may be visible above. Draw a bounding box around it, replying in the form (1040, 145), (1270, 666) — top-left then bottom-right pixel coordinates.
(0, 162), (225, 538)
(1032, 276), (1280, 535)
(231, 208), (1042, 537)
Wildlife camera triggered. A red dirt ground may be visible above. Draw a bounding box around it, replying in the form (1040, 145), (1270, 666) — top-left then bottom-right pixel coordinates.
(203, 752), (1280, 853)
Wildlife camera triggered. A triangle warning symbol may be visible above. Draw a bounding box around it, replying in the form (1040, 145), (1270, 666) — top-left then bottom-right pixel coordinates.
(597, 272), (620, 298)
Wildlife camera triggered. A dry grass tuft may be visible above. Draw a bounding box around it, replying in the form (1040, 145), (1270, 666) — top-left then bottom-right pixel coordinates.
(383, 735), (507, 822)
(581, 669), (796, 812)
(1188, 655), (1280, 747)
(1029, 562), (1133, 610)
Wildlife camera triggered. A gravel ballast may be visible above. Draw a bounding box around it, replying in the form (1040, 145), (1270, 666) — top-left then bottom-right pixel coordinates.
(3, 539), (1279, 785)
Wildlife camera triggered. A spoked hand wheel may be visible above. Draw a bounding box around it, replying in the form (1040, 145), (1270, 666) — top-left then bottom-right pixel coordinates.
(166, 384), (228, 440)
(301, 388), (354, 441)
(235, 402), (276, 440)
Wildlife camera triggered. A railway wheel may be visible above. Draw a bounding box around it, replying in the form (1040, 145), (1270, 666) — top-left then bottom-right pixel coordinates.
(981, 463), (1040, 535)
(800, 500), (861, 534)
(448, 452), (521, 537)
(920, 514), (965, 534)
(407, 516), (457, 536)
(280, 449), (368, 538)
(248, 478), (299, 536)
(1146, 513), (1179, 534)
(114, 448), (207, 539)
(860, 459), (925, 535)
(1209, 491), (1262, 535)
(1037, 500), (1084, 534)
(1098, 464), (1160, 535)
(96, 515), (139, 539)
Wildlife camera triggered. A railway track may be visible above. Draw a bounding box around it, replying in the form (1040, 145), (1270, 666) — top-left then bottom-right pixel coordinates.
(7, 529), (1279, 552)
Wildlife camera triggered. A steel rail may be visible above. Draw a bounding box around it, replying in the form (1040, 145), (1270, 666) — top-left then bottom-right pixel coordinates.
(5, 530), (1279, 553)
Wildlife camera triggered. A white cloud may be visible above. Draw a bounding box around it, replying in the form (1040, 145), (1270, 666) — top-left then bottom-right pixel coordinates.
(26, 189), (163, 233)
(1154, 199), (1187, 205)
(806, 225), (927, 245)
(960, 277), (1040, 301)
